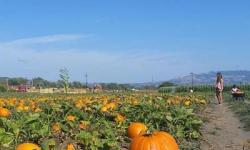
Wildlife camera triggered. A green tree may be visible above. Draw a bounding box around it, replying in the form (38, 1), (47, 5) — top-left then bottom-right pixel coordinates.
(33, 77), (56, 88)
(158, 81), (175, 88)
(59, 68), (70, 93)
(8, 78), (28, 86)
(0, 84), (7, 92)
(100, 83), (132, 91)
(70, 81), (85, 88)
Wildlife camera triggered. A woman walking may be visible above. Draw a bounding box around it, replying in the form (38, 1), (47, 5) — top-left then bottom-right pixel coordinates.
(215, 72), (224, 104)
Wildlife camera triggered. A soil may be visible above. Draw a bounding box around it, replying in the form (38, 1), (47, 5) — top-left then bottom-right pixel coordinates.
(200, 100), (250, 150)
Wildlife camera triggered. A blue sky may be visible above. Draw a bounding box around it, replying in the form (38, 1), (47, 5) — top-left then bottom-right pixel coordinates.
(0, 0), (250, 83)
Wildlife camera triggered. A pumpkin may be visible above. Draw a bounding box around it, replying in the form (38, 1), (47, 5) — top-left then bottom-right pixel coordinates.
(129, 131), (179, 150)
(16, 105), (24, 112)
(115, 114), (126, 124)
(16, 143), (41, 150)
(106, 102), (116, 110)
(52, 123), (61, 133)
(66, 144), (75, 150)
(101, 106), (108, 112)
(34, 107), (42, 112)
(184, 100), (191, 106)
(127, 122), (147, 139)
(0, 107), (11, 117)
(67, 115), (76, 121)
(79, 121), (89, 129)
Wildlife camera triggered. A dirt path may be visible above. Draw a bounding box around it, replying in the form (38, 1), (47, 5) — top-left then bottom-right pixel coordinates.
(200, 101), (250, 150)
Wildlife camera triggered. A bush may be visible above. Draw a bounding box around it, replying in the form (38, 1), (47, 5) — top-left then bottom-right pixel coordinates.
(0, 84), (7, 92)
(158, 82), (175, 88)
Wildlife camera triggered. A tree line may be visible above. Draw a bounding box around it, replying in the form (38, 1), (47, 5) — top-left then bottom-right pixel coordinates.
(0, 77), (136, 92)
(0, 77), (87, 89)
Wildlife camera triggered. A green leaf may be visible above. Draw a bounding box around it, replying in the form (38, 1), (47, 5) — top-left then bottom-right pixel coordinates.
(0, 128), (15, 147)
(190, 130), (200, 139)
(37, 124), (50, 137)
(60, 124), (69, 132)
(25, 113), (40, 124)
(41, 139), (58, 150)
(166, 115), (173, 122)
(191, 119), (203, 125)
(176, 126), (185, 138)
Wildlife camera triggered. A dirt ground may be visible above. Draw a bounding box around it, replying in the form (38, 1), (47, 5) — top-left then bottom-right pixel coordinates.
(200, 100), (250, 150)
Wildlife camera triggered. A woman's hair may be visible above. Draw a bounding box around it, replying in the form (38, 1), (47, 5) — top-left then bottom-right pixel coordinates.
(216, 72), (222, 83)
(232, 84), (236, 88)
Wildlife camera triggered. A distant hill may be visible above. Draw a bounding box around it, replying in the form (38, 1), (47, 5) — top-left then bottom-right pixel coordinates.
(169, 70), (250, 85)
(128, 71), (250, 88)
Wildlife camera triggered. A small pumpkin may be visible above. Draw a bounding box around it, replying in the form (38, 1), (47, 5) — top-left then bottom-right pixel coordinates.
(129, 131), (179, 150)
(0, 107), (11, 118)
(101, 106), (108, 112)
(127, 122), (147, 139)
(16, 105), (24, 112)
(66, 144), (75, 150)
(34, 107), (42, 112)
(66, 115), (76, 121)
(52, 123), (61, 133)
(106, 102), (116, 110)
(115, 114), (126, 124)
(184, 100), (191, 106)
(16, 143), (41, 150)
(79, 121), (89, 129)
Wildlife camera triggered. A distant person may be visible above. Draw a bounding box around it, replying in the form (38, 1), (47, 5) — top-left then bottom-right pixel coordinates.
(231, 85), (245, 100)
(215, 72), (224, 104)
(231, 85), (239, 94)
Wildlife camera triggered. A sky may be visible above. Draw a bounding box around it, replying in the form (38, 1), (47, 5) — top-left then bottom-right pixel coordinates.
(0, 0), (250, 83)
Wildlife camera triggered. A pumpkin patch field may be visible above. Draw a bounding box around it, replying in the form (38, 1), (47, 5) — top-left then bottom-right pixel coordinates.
(0, 93), (209, 150)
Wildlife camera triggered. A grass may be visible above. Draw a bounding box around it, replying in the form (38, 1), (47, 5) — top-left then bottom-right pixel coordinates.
(225, 93), (250, 131)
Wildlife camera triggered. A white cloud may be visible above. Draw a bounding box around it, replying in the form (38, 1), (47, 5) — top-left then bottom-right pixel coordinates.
(2, 34), (240, 82)
(0, 34), (88, 47)
(0, 44), (193, 82)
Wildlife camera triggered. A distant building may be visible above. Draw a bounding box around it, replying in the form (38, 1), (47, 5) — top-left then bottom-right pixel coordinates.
(17, 85), (28, 92)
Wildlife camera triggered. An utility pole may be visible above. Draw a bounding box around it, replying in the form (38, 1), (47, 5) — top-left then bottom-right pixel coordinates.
(31, 78), (34, 87)
(6, 78), (9, 91)
(85, 73), (88, 88)
(190, 72), (194, 90)
(151, 75), (154, 90)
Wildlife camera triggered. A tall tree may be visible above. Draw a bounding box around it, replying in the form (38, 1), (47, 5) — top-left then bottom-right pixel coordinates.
(59, 68), (70, 93)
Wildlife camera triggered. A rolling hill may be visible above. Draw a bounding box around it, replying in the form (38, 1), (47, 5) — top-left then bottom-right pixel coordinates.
(168, 70), (250, 85)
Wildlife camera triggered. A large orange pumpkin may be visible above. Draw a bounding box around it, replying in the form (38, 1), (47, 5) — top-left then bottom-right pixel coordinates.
(0, 107), (11, 118)
(16, 143), (41, 150)
(127, 122), (147, 139)
(129, 131), (179, 150)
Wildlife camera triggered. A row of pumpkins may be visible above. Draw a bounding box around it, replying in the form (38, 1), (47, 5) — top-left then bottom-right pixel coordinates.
(1, 107), (179, 150)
